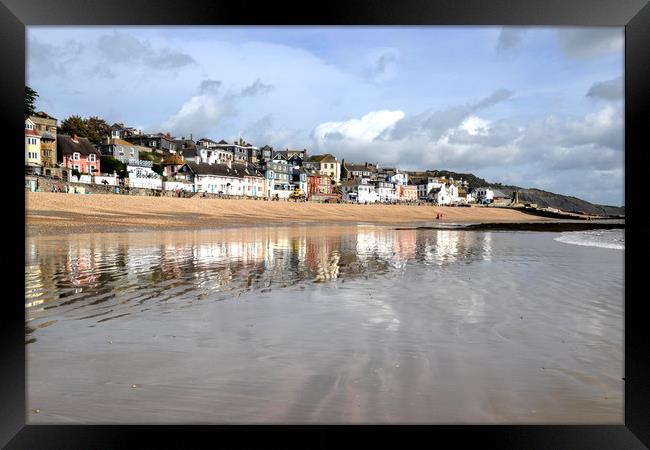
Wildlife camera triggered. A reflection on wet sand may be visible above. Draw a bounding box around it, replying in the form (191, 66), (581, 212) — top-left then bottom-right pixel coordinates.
(25, 226), (494, 325)
(26, 225), (623, 424)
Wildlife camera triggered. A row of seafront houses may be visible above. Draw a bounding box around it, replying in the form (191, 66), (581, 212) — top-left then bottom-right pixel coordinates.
(25, 112), (509, 204)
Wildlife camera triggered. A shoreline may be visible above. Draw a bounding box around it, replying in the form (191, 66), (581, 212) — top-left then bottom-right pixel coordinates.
(396, 222), (625, 232)
(26, 192), (619, 237)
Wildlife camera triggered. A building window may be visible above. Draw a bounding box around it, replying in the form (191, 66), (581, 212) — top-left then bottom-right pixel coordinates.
(25, 122), (33, 130)
(88, 153), (96, 162)
(88, 165), (95, 173)
(72, 152), (80, 161)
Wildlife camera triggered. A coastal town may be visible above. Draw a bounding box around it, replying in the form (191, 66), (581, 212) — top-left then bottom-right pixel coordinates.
(25, 111), (513, 206)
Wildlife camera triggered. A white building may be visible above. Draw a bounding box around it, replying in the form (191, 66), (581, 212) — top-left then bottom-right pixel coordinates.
(374, 181), (397, 203)
(388, 171), (408, 186)
(342, 179), (379, 203)
(234, 163), (267, 198)
(176, 161), (266, 197)
(472, 187), (494, 203)
(126, 160), (162, 189)
(25, 119), (42, 174)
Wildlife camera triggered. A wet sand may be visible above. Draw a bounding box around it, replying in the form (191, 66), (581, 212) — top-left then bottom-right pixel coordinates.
(25, 192), (552, 236)
(26, 225), (623, 424)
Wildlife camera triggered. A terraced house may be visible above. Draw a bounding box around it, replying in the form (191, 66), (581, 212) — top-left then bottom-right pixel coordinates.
(261, 153), (292, 199)
(303, 154), (341, 184)
(30, 111), (59, 176)
(340, 160), (378, 181)
(25, 119), (42, 175)
(212, 138), (258, 163)
(176, 161), (266, 197)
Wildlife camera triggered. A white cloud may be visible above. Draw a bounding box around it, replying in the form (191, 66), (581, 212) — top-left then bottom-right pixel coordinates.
(310, 103), (623, 201)
(159, 94), (234, 137)
(312, 110), (405, 145)
(459, 116), (490, 135)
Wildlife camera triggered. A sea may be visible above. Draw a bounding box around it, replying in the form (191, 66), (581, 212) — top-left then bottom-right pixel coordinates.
(25, 224), (624, 423)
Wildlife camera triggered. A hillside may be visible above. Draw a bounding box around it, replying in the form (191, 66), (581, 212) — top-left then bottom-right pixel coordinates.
(408, 170), (625, 217)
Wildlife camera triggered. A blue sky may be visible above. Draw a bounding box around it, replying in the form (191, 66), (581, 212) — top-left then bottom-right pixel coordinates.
(27, 26), (624, 205)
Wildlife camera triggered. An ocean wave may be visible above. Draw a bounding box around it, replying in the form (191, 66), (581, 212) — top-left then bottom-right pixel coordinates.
(554, 230), (624, 250)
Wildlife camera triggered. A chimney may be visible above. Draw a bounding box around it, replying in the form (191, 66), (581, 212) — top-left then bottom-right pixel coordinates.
(72, 134), (78, 142)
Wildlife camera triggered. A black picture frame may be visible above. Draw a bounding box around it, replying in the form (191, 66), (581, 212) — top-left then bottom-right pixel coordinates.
(3, 0), (648, 447)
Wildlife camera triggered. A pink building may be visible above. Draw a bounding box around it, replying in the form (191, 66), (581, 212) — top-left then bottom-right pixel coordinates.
(57, 134), (101, 175)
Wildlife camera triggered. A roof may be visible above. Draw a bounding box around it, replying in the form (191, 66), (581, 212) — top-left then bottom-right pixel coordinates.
(162, 153), (185, 165)
(272, 152), (288, 161)
(112, 138), (136, 147)
(184, 161), (238, 177)
(217, 139), (229, 145)
(180, 146), (198, 158)
(25, 128), (40, 137)
(32, 111), (57, 121)
(40, 131), (56, 140)
(57, 134), (101, 156)
(232, 163), (263, 178)
(173, 138), (196, 147)
(306, 154), (337, 163)
(345, 162), (376, 173)
(492, 189), (509, 198)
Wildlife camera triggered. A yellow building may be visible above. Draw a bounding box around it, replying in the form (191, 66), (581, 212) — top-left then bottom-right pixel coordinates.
(25, 119), (42, 175)
(30, 112), (58, 173)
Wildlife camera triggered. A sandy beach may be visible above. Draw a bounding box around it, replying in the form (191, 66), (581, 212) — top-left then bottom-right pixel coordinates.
(25, 192), (552, 236)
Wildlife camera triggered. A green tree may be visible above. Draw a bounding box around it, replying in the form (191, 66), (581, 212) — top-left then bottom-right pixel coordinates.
(60, 115), (88, 138)
(60, 115), (110, 144)
(25, 86), (39, 118)
(152, 163), (164, 176)
(85, 116), (110, 144)
(100, 155), (127, 178)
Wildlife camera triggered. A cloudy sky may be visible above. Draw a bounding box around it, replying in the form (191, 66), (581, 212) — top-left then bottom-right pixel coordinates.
(27, 26), (624, 205)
